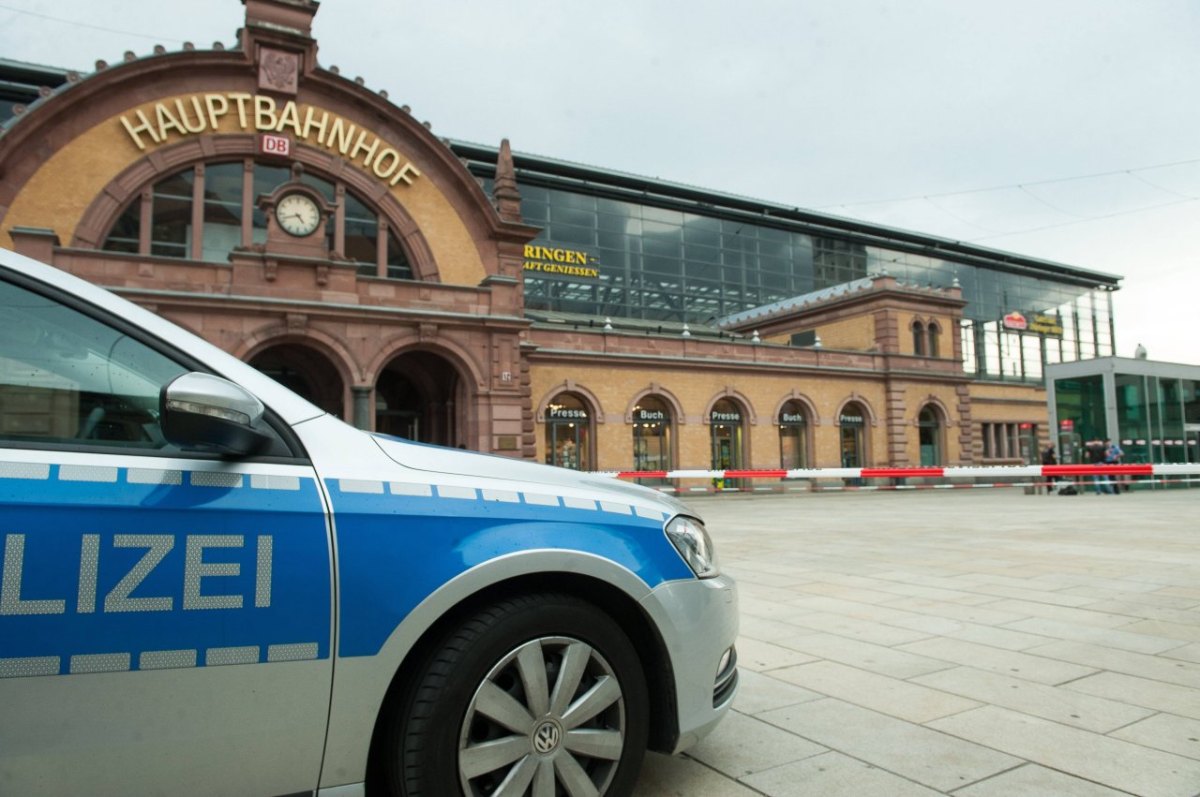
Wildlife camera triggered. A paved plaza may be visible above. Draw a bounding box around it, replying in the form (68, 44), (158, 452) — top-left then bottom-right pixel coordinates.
(634, 487), (1200, 796)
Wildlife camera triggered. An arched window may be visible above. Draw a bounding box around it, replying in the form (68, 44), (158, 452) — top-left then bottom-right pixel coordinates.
(912, 320), (926, 356)
(709, 398), (745, 471)
(632, 395), (672, 472)
(778, 399), (809, 468)
(544, 392), (593, 470)
(918, 405), (943, 466)
(839, 402), (869, 468)
(928, 322), (941, 358)
(102, 160), (413, 278)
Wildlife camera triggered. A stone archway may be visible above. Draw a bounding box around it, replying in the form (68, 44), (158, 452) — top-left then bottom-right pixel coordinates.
(249, 342), (345, 418)
(375, 349), (466, 447)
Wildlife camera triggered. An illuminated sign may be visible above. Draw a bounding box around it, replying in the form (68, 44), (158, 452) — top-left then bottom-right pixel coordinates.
(711, 411), (741, 423)
(840, 415), (864, 425)
(118, 93), (421, 188)
(547, 406), (587, 420)
(523, 245), (600, 279)
(1028, 313), (1064, 337)
(1002, 311), (1028, 331)
(779, 412), (806, 424)
(1003, 310), (1063, 337)
(635, 409), (666, 422)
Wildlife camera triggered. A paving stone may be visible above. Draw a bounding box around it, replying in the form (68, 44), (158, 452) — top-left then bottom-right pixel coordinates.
(684, 709), (826, 779)
(782, 611), (934, 646)
(956, 581), (1099, 607)
(1109, 713), (1200, 760)
(731, 669), (824, 716)
(1164, 643), (1200, 664)
(946, 622), (1055, 652)
(740, 751), (945, 797)
(1122, 619), (1200, 643)
(929, 705), (1200, 797)
(879, 596), (1032, 626)
(790, 582), (912, 605)
(1062, 585), (1200, 609)
(1002, 616), (1187, 655)
(738, 614), (817, 644)
(1072, 601), (1200, 626)
(911, 666), (1154, 732)
(758, 698), (1019, 791)
(634, 751), (761, 797)
(897, 637), (1097, 685)
(1029, 640), (1200, 689)
(772, 660), (980, 723)
(734, 636), (820, 672)
(775, 632), (955, 679)
(979, 599), (1137, 629)
(952, 763), (1134, 797)
(780, 595), (927, 625)
(1065, 672), (1200, 721)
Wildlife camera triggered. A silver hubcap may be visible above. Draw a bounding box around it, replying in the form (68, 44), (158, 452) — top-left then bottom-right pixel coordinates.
(458, 636), (625, 796)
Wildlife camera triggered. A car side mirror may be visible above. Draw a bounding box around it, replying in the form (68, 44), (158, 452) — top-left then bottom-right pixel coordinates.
(160, 372), (273, 457)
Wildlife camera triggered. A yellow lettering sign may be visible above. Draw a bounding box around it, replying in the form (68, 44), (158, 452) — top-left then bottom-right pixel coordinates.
(116, 92), (421, 189)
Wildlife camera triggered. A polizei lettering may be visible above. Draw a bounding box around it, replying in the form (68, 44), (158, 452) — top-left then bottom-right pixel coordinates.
(0, 533), (273, 616)
(118, 93), (421, 187)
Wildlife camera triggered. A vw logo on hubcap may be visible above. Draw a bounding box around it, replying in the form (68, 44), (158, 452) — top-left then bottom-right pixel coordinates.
(532, 720), (562, 754)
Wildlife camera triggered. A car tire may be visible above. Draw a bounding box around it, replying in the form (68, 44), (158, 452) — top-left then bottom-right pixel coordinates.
(384, 592), (649, 796)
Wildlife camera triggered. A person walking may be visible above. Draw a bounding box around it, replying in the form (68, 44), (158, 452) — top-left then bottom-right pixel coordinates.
(1041, 444), (1057, 495)
(1088, 439), (1114, 495)
(1105, 438), (1125, 494)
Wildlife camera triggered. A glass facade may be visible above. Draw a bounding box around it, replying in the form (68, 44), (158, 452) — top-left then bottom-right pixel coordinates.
(492, 172), (1118, 384)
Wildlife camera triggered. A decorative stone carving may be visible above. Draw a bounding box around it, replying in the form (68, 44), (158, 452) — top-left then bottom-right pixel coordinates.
(258, 48), (299, 94)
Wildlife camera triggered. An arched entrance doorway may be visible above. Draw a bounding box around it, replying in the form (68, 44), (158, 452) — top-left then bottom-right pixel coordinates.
(543, 392), (593, 470)
(839, 402), (869, 468)
(249, 343), (344, 419)
(376, 350), (464, 446)
(918, 405), (944, 466)
(778, 399), (810, 469)
(632, 395), (673, 472)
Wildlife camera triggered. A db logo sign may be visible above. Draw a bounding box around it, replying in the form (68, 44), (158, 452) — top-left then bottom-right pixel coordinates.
(260, 134), (291, 156)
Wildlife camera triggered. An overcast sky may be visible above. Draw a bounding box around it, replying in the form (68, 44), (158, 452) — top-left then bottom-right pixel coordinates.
(3, 1), (1198, 364)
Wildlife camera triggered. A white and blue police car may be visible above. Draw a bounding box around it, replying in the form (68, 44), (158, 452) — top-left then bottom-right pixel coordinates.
(0, 247), (738, 796)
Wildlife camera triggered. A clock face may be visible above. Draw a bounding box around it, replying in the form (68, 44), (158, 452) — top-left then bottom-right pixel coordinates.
(275, 193), (321, 237)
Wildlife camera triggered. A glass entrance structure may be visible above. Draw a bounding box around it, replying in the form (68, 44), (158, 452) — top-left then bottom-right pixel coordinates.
(1047, 357), (1200, 466)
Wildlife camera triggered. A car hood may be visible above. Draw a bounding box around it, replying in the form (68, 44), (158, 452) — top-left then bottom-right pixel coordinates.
(370, 434), (693, 518)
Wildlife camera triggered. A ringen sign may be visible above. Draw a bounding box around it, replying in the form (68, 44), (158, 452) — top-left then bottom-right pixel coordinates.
(118, 93), (421, 187)
(523, 245), (600, 279)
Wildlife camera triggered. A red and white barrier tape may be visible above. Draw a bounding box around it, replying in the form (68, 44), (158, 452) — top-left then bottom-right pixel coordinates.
(596, 463), (1200, 491)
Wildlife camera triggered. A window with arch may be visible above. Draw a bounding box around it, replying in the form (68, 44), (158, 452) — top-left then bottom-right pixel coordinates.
(918, 405), (943, 466)
(912, 320), (926, 356)
(709, 398), (745, 472)
(544, 392), (592, 470)
(631, 395), (672, 472)
(928, 322), (941, 358)
(102, 160), (413, 278)
(839, 402), (868, 468)
(778, 399), (809, 468)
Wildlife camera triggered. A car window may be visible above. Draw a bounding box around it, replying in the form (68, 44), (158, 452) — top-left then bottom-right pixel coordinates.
(0, 277), (189, 450)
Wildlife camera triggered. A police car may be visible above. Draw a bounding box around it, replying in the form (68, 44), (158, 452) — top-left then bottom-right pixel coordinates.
(0, 248), (738, 796)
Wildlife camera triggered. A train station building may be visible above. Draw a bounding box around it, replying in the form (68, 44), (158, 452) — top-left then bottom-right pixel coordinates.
(0, 0), (1123, 474)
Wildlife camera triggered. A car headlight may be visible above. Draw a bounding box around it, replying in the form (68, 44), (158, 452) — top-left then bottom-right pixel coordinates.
(665, 515), (720, 578)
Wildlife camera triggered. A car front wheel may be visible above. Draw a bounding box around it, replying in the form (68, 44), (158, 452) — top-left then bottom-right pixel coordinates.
(386, 592), (649, 797)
